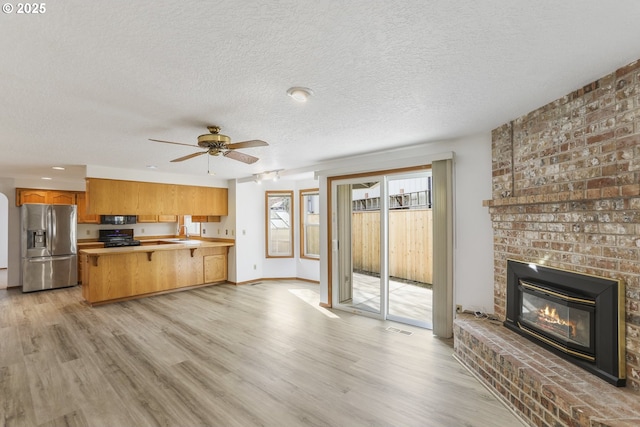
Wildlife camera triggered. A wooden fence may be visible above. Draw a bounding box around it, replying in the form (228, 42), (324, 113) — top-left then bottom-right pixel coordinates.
(351, 209), (433, 284)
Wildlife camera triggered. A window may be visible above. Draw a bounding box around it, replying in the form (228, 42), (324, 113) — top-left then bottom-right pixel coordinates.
(182, 215), (200, 237)
(300, 188), (320, 259)
(266, 191), (294, 257)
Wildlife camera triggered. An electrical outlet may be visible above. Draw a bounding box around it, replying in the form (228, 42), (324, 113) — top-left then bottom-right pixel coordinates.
(456, 305), (462, 314)
(253, 264), (257, 270)
(141, 228), (145, 234)
(225, 229), (228, 235)
(217, 229), (220, 235)
(86, 229), (90, 235)
(202, 228), (206, 235)
(242, 229), (246, 235)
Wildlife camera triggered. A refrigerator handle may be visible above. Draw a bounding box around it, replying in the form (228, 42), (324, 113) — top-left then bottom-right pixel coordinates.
(26, 254), (76, 263)
(47, 205), (53, 254)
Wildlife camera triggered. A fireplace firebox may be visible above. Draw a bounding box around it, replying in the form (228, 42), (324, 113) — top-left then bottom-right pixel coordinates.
(504, 260), (625, 386)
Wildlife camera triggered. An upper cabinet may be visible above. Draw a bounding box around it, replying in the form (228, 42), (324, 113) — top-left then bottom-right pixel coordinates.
(17, 188), (76, 206)
(136, 215), (178, 223)
(85, 178), (228, 216)
(16, 189), (99, 224)
(76, 192), (100, 224)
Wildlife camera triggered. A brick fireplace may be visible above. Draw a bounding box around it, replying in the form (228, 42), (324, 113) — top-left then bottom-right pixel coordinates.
(454, 57), (640, 426)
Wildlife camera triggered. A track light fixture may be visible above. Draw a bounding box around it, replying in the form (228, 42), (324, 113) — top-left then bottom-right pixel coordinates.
(253, 169), (284, 184)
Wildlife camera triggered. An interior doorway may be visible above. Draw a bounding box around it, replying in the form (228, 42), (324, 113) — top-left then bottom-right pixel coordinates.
(331, 168), (433, 328)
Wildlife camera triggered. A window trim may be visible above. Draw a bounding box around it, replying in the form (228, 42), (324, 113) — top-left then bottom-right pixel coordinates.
(265, 190), (294, 258)
(299, 188), (320, 261)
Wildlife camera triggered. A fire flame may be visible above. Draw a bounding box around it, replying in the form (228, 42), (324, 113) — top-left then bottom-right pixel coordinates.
(538, 305), (577, 338)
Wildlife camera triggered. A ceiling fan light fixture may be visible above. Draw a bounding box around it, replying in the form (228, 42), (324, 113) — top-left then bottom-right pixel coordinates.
(287, 87), (313, 103)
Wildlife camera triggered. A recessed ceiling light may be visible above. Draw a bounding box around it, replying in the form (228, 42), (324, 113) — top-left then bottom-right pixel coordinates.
(41, 177), (52, 180)
(146, 165), (158, 169)
(287, 87), (313, 103)
(52, 166), (65, 170)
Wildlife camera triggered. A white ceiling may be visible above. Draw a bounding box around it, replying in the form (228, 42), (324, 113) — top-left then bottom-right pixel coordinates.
(2, 1), (640, 183)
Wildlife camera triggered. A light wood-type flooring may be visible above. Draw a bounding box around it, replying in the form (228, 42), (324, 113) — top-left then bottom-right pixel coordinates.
(0, 280), (525, 427)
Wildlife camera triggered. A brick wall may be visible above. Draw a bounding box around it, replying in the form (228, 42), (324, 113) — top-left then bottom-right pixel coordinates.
(486, 58), (640, 392)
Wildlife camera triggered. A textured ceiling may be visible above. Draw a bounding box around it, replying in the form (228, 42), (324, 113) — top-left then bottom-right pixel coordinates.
(2, 1), (640, 182)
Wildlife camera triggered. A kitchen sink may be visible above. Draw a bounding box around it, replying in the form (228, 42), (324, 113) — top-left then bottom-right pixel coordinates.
(160, 239), (200, 245)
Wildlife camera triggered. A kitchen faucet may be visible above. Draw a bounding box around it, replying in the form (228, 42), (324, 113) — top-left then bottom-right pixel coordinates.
(178, 224), (190, 239)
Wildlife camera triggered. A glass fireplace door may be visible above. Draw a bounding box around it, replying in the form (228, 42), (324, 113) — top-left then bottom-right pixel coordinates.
(519, 280), (595, 359)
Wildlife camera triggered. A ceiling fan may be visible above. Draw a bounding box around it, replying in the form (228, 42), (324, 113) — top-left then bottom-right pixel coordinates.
(149, 126), (268, 164)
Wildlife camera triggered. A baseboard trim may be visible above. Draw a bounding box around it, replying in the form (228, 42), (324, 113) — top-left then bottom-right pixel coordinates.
(231, 277), (320, 286)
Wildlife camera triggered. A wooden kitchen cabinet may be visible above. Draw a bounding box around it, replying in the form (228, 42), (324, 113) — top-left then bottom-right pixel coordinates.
(138, 182), (177, 215)
(76, 192), (100, 224)
(86, 178), (140, 214)
(16, 188), (77, 206)
(78, 242), (105, 284)
(86, 178), (228, 216)
(81, 243), (231, 304)
(16, 189), (99, 223)
(17, 189), (48, 205)
(204, 254), (227, 283)
(50, 191), (76, 205)
(191, 215), (221, 223)
(137, 215), (177, 223)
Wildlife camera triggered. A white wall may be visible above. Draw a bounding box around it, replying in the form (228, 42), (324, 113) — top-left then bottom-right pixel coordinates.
(294, 179), (320, 282)
(0, 192), (7, 268)
(233, 180), (265, 283)
(450, 134), (494, 314)
(0, 178), (20, 287)
(315, 133), (495, 313)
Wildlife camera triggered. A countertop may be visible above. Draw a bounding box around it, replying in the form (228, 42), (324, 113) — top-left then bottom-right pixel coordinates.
(79, 239), (233, 255)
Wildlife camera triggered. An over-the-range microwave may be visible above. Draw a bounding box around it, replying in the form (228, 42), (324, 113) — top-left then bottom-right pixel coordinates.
(100, 215), (137, 225)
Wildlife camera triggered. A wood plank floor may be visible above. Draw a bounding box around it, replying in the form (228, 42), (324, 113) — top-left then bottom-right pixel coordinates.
(0, 281), (525, 427)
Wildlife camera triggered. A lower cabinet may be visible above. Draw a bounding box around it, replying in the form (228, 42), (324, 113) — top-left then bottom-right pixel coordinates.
(78, 243), (105, 284)
(81, 244), (230, 304)
(204, 254), (227, 283)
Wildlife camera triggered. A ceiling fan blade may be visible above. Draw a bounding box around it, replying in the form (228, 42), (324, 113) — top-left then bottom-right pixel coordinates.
(224, 150), (259, 164)
(149, 138), (198, 148)
(170, 151), (207, 162)
(226, 140), (269, 149)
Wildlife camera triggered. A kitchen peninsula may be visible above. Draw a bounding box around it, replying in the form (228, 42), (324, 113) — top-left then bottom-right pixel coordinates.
(80, 239), (233, 305)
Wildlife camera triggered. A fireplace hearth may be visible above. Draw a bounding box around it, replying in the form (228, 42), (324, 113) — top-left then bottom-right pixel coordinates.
(504, 259), (625, 386)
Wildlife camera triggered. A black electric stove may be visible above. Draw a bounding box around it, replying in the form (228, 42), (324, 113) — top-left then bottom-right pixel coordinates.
(98, 229), (141, 248)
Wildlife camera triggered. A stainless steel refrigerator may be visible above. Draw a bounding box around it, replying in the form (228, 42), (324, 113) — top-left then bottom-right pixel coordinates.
(21, 203), (78, 293)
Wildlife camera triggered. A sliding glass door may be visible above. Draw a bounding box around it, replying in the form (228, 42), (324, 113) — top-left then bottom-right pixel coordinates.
(332, 170), (433, 328)
(386, 173), (432, 328)
(335, 179), (383, 317)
